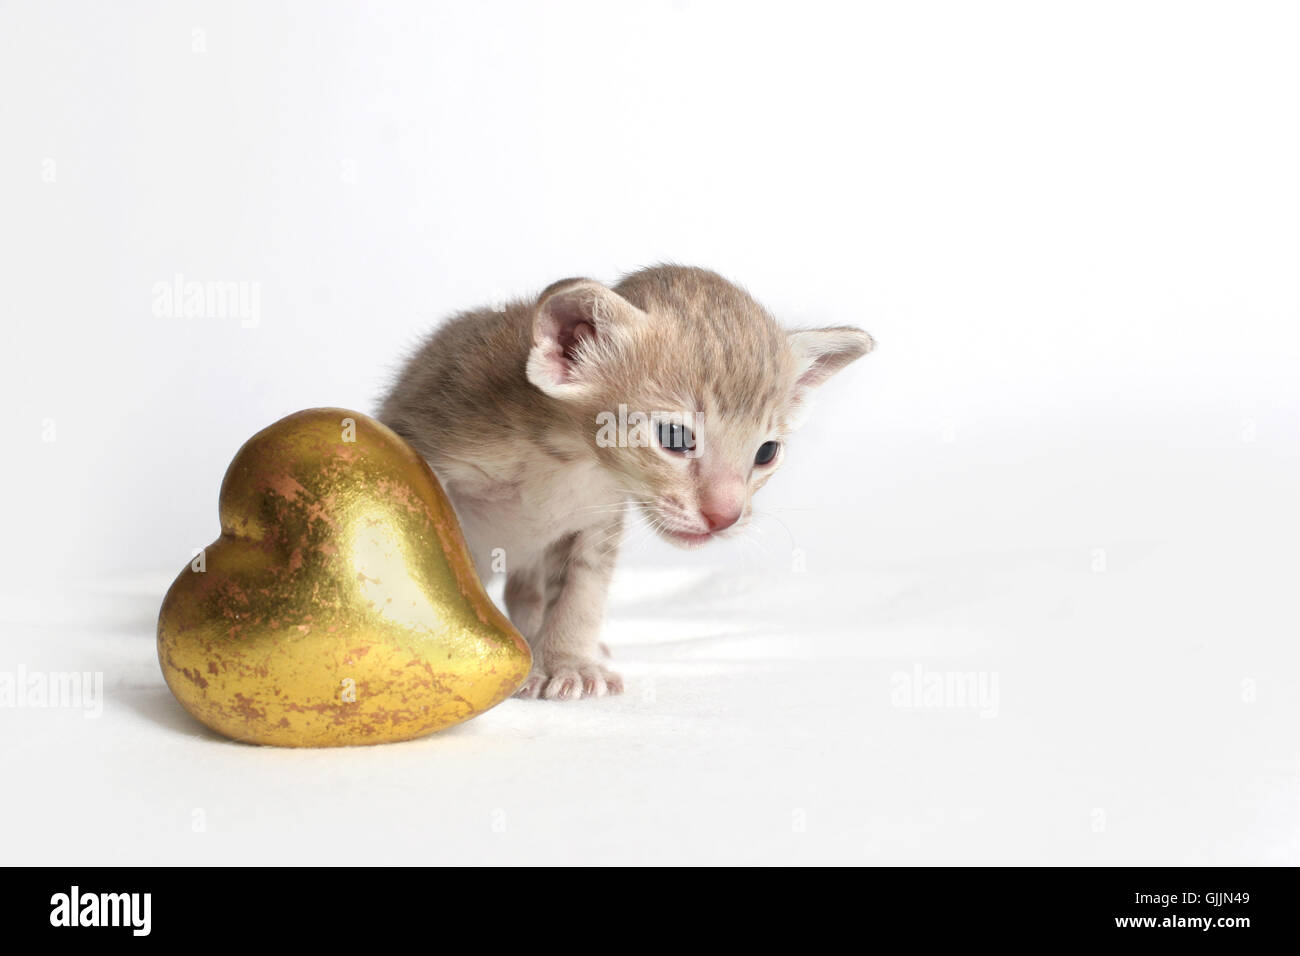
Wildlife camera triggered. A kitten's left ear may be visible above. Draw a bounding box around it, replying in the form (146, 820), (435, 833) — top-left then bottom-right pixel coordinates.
(786, 326), (874, 427)
(788, 326), (875, 389)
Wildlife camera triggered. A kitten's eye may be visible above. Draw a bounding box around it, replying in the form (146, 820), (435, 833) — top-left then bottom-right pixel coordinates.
(754, 441), (779, 465)
(657, 421), (694, 454)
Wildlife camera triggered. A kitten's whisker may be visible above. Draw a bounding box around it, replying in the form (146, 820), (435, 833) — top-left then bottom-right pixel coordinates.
(749, 509), (799, 551)
(619, 514), (662, 554)
(589, 526), (627, 556)
(571, 500), (643, 515)
(746, 529), (775, 561)
(574, 496), (650, 512)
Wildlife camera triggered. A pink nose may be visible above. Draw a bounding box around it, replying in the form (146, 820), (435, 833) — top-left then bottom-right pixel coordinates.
(701, 506), (742, 532)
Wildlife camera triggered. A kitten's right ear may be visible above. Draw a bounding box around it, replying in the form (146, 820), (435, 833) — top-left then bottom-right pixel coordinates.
(526, 278), (646, 399)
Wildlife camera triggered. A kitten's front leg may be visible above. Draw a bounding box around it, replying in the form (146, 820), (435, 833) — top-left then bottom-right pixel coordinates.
(516, 520), (623, 701)
(503, 563), (546, 640)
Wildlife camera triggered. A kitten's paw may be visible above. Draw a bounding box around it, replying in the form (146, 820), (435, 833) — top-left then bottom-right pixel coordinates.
(514, 672), (548, 700)
(516, 656), (623, 701)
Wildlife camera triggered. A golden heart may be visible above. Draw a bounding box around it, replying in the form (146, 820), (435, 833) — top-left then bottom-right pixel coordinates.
(157, 408), (531, 746)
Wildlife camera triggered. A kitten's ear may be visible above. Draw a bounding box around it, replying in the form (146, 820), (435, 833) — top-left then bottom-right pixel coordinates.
(788, 326), (875, 389)
(526, 278), (646, 399)
(787, 327), (874, 424)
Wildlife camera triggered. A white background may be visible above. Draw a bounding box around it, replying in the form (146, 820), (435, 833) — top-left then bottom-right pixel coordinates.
(1, 0), (1297, 864)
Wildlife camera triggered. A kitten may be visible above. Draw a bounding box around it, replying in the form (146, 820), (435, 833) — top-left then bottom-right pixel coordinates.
(379, 265), (873, 700)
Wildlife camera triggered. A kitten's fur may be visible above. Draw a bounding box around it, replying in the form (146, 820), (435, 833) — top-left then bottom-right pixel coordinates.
(380, 265), (872, 700)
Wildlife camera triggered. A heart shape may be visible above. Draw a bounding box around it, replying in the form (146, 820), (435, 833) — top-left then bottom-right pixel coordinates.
(157, 408), (531, 746)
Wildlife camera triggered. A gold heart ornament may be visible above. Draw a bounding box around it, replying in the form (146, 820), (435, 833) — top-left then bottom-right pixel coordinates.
(157, 408), (531, 746)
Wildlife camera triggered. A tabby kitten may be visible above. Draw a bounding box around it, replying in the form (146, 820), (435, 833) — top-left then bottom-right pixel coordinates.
(380, 265), (873, 700)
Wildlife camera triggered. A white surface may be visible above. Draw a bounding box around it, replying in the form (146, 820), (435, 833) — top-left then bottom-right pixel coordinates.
(5, 424), (1298, 865)
(2, 1), (1298, 864)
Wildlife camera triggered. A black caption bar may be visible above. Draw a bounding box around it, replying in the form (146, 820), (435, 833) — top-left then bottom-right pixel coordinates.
(4, 866), (1290, 944)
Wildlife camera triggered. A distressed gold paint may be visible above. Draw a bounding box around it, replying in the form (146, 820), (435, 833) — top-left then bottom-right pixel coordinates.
(156, 407), (531, 746)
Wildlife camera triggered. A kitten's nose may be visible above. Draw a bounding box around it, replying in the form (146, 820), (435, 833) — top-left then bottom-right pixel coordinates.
(701, 506), (742, 532)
